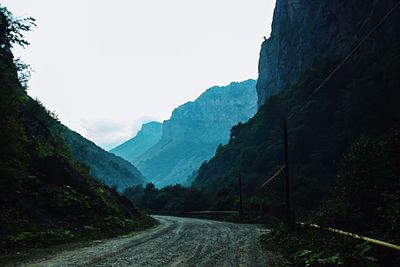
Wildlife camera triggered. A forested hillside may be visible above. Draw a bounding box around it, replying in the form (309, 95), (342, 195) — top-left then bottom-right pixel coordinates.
(0, 6), (154, 252)
(180, 1), (400, 265)
(59, 125), (146, 191)
(194, 0), (400, 219)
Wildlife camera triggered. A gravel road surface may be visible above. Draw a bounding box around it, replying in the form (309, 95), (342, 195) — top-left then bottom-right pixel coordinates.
(6, 216), (279, 267)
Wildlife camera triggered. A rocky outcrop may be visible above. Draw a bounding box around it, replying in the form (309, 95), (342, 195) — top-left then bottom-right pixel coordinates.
(135, 80), (258, 187)
(110, 121), (162, 163)
(192, 0), (400, 214)
(161, 80), (257, 143)
(257, 0), (397, 105)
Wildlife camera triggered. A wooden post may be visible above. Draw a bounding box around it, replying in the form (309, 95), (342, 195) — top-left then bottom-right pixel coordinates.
(283, 118), (294, 225)
(238, 170), (243, 218)
(268, 186), (273, 220)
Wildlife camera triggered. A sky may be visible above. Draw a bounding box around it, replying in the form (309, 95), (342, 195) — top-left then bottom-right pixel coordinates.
(2, 0), (275, 149)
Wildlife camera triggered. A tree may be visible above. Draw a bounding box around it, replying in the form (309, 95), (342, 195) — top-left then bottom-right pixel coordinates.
(0, 6), (36, 49)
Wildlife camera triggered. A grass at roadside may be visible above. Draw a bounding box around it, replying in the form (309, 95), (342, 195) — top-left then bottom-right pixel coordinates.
(0, 213), (157, 257)
(260, 225), (400, 267)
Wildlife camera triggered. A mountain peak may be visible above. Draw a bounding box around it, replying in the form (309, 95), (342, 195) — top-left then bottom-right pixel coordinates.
(110, 121), (163, 164)
(134, 79), (258, 187)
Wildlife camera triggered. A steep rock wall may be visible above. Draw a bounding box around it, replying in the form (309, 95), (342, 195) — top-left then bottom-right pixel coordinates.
(257, 0), (396, 105)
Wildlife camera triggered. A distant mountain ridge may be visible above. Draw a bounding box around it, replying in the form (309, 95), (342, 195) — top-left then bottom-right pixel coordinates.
(110, 121), (162, 164)
(58, 125), (146, 191)
(113, 79), (258, 187)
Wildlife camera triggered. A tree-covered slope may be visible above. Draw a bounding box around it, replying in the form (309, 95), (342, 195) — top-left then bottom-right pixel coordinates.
(0, 6), (154, 251)
(191, 1), (400, 265)
(58, 125), (146, 191)
(193, 1), (400, 217)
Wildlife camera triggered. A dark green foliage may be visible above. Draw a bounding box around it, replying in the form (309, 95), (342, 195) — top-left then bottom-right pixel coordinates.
(262, 131), (400, 266)
(123, 183), (210, 212)
(0, 6), (155, 252)
(57, 124), (146, 192)
(262, 226), (382, 267)
(194, 35), (400, 217)
(192, 5), (400, 266)
(0, 5), (35, 49)
(315, 130), (400, 243)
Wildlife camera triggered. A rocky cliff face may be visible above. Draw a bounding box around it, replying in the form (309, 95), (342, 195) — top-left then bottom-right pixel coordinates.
(192, 0), (400, 213)
(257, 0), (396, 105)
(110, 121), (162, 163)
(135, 79), (258, 187)
(162, 80), (257, 142)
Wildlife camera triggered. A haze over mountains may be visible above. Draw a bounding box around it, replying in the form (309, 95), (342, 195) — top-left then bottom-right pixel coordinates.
(111, 80), (258, 187)
(111, 122), (163, 166)
(120, 2), (400, 264)
(188, 2), (400, 264)
(2, 0), (400, 264)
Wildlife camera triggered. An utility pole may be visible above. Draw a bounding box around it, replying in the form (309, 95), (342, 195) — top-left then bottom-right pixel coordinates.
(268, 186), (273, 220)
(238, 170), (243, 219)
(283, 118), (294, 225)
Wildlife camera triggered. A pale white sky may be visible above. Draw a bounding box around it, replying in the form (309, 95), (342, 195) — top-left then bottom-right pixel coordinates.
(3, 0), (275, 149)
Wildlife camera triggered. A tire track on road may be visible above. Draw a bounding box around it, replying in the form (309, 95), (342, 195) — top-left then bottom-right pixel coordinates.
(10, 216), (277, 267)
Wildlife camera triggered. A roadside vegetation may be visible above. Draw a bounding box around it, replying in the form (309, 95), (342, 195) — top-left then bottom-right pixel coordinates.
(256, 27), (400, 267)
(0, 6), (156, 254)
(124, 8), (400, 265)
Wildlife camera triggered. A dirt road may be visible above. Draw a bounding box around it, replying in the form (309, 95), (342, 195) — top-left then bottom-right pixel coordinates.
(7, 216), (278, 267)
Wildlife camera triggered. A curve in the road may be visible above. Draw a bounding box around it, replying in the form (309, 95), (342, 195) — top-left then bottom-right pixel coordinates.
(13, 216), (271, 267)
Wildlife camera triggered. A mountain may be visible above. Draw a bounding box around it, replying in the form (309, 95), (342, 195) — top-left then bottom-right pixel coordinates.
(256, 0), (398, 105)
(191, 1), (400, 263)
(194, 0), (400, 210)
(0, 6), (154, 251)
(110, 121), (162, 164)
(134, 79), (258, 187)
(57, 125), (146, 191)
(192, 0), (400, 245)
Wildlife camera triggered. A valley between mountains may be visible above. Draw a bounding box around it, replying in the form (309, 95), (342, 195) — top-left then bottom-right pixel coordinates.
(1, 0), (400, 266)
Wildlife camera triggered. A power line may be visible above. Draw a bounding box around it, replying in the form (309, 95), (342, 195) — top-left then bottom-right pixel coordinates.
(258, 165), (285, 191)
(256, 1), (400, 211)
(287, 1), (400, 121)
